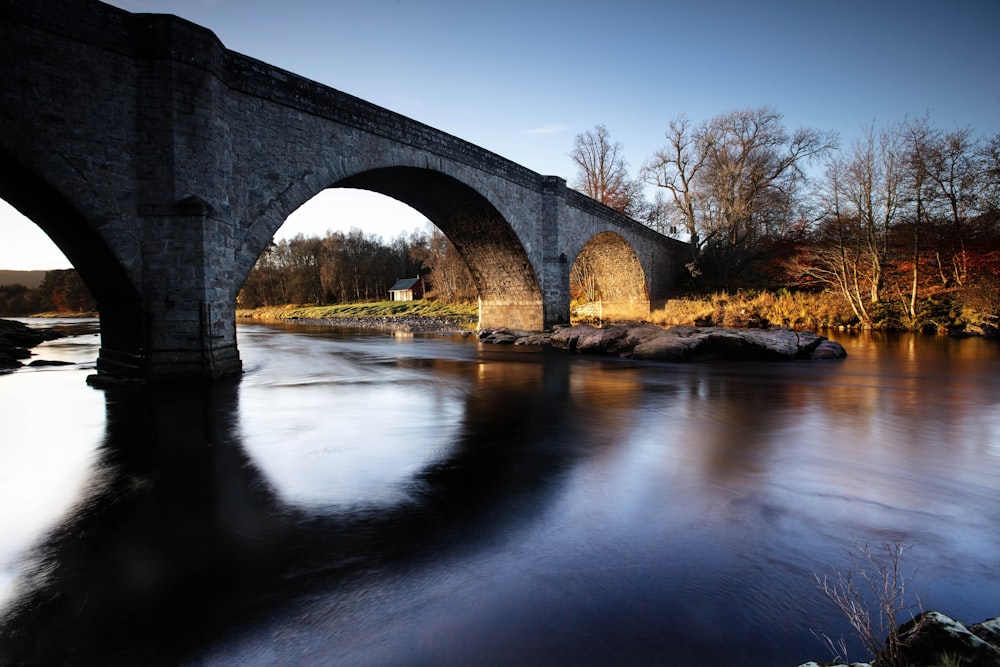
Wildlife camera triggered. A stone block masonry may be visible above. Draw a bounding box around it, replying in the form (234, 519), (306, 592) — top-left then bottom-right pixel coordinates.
(0, 0), (689, 380)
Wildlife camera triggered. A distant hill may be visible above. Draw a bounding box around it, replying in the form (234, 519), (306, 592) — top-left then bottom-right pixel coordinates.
(0, 270), (48, 289)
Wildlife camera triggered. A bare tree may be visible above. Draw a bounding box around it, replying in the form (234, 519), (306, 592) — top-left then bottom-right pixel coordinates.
(849, 122), (905, 304)
(240, 228), (426, 307)
(981, 132), (1000, 213)
(643, 107), (836, 282)
(923, 126), (983, 285)
(641, 114), (710, 250)
(787, 123), (905, 327)
(641, 189), (675, 236)
(570, 124), (643, 217)
(899, 116), (934, 321)
(409, 227), (475, 301)
(788, 159), (876, 327)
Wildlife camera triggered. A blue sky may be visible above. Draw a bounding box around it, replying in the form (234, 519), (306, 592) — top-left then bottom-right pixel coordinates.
(3, 0), (998, 269)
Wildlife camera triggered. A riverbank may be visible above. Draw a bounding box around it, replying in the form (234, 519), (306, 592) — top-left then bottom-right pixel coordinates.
(237, 301), (478, 334)
(236, 301), (478, 333)
(648, 289), (999, 337)
(236, 289), (1000, 338)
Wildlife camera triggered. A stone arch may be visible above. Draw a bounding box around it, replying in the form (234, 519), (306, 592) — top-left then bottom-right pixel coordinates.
(570, 231), (650, 322)
(0, 150), (138, 301)
(240, 166), (545, 331)
(0, 148), (145, 375)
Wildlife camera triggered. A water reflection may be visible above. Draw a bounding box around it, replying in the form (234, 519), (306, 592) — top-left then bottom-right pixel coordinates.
(0, 344), (589, 665)
(1, 380), (281, 663)
(0, 326), (997, 666)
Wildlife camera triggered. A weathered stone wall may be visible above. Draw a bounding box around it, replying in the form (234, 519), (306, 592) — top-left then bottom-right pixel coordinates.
(0, 0), (689, 379)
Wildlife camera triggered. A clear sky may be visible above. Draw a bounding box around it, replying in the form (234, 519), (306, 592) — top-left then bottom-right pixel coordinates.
(3, 0), (998, 270)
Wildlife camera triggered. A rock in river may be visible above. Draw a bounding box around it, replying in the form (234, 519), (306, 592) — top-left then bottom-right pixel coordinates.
(796, 611), (1000, 667)
(480, 323), (847, 361)
(0, 318), (66, 370)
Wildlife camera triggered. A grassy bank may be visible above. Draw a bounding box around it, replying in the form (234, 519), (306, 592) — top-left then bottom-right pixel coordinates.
(23, 311), (99, 318)
(239, 289), (998, 336)
(236, 300), (479, 323)
(647, 291), (854, 331)
(646, 289), (999, 336)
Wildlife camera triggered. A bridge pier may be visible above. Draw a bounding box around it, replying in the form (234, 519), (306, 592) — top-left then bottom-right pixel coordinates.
(479, 301), (545, 332)
(93, 300), (241, 383)
(89, 201), (243, 383)
(132, 202), (242, 381)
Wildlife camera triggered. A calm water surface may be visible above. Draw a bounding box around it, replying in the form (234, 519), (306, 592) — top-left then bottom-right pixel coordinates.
(1, 320), (998, 666)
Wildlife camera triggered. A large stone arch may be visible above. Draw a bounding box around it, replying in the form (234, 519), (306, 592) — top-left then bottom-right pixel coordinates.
(0, 148), (145, 376)
(570, 231), (650, 322)
(238, 166), (545, 331)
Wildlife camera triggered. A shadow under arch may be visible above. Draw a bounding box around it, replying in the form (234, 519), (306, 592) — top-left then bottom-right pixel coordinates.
(0, 148), (144, 374)
(334, 167), (544, 330)
(571, 231), (650, 321)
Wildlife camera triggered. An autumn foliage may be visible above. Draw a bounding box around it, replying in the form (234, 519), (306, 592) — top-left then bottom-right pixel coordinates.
(0, 269), (95, 316)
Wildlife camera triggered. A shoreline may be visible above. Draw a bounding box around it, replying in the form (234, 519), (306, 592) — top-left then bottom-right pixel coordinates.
(251, 314), (478, 335)
(236, 307), (477, 335)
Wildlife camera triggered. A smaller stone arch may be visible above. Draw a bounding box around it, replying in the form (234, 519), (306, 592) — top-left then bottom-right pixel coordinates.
(571, 231), (650, 322)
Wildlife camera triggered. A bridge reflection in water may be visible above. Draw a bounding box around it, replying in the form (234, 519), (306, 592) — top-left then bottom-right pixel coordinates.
(0, 340), (588, 665)
(1, 326), (999, 665)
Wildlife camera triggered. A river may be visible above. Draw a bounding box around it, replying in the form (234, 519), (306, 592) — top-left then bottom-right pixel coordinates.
(1, 319), (998, 666)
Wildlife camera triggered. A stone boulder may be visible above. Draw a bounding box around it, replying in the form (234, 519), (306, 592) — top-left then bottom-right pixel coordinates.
(630, 326), (838, 361)
(26, 359), (74, 367)
(482, 323), (847, 362)
(477, 328), (525, 345)
(550, 324), (633, 355)
(812, 339), (850, 359)
(796, 612), (1000, 667)
(972, 617), (1000, 646)
(0, 352), (22, 370)
(894, 611), (1000, 667)
(0, 319), (65, 370)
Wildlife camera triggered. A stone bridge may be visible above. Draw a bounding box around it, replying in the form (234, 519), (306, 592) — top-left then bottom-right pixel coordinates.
(0, 0), (689, 381)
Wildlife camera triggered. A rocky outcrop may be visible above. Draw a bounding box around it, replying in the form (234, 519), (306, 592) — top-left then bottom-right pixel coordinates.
(894, 611), (1000, 667)
(0, 319), (66, 369)
(797, 611), (1000, 667)
(479, 324), (847, 361)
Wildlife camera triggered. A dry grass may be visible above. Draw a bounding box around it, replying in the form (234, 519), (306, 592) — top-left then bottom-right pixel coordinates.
(948, 283), (1000, 336)
(813, 538), (924, 667)
(236, 300), (479, 322)
(22, 311), (99, 319)
(240, 290), (996, 335)
(650, 290), (857, 330)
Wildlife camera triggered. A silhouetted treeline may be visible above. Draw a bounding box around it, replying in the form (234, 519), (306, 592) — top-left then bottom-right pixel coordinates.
(237, 226), (475, 308)
(0, 269), (95, 315)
